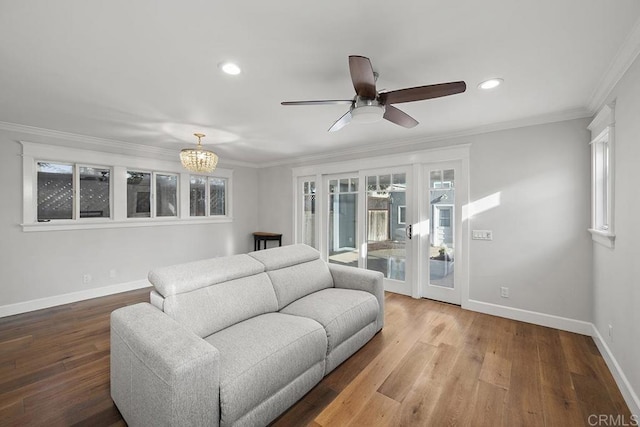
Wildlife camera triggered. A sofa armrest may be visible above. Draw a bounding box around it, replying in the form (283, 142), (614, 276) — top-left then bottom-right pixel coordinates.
(328, 263), (384, 331)
(111, 303), (220, 427)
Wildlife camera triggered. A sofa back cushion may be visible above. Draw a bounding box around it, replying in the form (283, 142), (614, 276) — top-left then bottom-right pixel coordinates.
(149, 254), (265, 297)
(163, 272), (278, 338)
(148, 254), (278, 338)
(249, 244), (334, 309)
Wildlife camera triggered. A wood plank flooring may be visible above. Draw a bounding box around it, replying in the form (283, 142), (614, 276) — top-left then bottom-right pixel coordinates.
(0, 289), (631, 426)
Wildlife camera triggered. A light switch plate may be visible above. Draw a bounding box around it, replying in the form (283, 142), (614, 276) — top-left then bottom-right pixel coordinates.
(472, 230), (493, 240)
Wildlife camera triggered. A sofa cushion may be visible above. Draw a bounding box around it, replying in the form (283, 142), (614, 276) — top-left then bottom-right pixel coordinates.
(205, 313), (327, 427)
(266, 258), (334, 310)
(248, 243), (320, 270)
(280, 288), (379, 355)
(149, 254), (265, 297)
(163, 272), (278, 338)
(249, 245), (335, 309)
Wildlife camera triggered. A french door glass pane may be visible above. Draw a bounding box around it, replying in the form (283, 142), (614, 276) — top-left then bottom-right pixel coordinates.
(190, 176), (207, 216)
(127, 171), (151, 218)
(366, 173), (406, 281)
(37, 162), (73, 220)
(328, 178), (358, 267)
(79, 167), (110, 218)
(302, 180), (316, 248)
(429, 169), (455, 287)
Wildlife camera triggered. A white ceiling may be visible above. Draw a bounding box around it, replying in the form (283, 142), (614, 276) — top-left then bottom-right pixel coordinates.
(1, 1), (640, 165)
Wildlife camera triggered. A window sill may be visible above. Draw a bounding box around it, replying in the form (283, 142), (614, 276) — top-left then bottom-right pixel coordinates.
(589, 228), (615, 248)
(22, 217), (233, 232)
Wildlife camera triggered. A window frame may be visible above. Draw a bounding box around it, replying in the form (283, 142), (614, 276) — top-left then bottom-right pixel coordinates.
(587, 102), (615, 248)
(21, 141), (233, 231)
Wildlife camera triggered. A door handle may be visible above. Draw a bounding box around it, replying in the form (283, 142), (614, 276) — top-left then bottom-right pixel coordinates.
(406, 224), (412, 240)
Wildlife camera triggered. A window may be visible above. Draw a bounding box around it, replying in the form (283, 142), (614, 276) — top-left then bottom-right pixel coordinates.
(22, 141), (234, 231)
(592, 133), (609, 230)
(439, 208), (451, 227)
(588, 102), (615, 248)
(127, 171), (151, 218)
(398, 206), (406, 224)
(156, 174), (178, 217)
(210, 178), (226, 216)
(37, 162), (73, 220)
(189, 176), (228, 217)
(126, 171), (178, 218)
(189, 176), (207, 216)
(36, 162), (111, 221)
(79, 166), (110, 218)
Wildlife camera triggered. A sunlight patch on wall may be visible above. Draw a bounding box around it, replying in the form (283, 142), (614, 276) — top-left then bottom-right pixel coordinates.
(463, 192), (501, 220)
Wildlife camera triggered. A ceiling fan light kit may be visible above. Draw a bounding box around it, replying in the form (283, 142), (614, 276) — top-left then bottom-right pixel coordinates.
(180, 133), (219, 173)
(282, 55), (466, 132)
(350, 105), (384, 123)
(351, 97), (385, 123)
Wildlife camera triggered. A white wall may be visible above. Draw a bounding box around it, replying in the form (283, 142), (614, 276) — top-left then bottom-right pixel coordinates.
(593, 53), (640, 412)
(0, 130), (258, 310)
(468, 120), (592, 321)
(256, 117), (593, 322)
(257, 165), (294, 245)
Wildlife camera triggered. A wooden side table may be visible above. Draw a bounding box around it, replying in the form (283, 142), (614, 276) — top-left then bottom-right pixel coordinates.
(253, 232), (283, 251)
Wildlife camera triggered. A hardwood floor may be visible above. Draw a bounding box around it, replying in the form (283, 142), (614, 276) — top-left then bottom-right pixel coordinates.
(0, 290), (631, 426)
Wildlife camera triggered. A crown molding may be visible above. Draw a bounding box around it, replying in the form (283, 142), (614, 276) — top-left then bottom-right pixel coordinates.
(259, 107), (592, 168)
(0, 121), (176, 157)
(0, 106), (590, 171)
(587, 16), (640, 112)
(0, 121), (258, 168)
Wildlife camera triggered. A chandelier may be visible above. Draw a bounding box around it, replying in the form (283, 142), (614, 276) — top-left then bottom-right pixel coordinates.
(180, 133), (218, 173)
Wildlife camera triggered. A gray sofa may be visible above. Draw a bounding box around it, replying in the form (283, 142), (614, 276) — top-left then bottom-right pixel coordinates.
(110, 244), (384, 427)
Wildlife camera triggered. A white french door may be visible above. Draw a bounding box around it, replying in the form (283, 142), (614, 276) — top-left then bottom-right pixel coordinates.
(420, 161), (464, 304)
(294, 146), (469, 304)
(359, 166), (413, 296)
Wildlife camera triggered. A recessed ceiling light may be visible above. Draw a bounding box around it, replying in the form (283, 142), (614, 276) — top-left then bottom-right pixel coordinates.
(478, 78), (503, 90)
(219, 62), (241, 76)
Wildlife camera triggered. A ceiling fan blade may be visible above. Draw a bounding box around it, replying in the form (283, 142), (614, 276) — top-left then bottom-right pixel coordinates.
(281, 100), (353, 106)
(380, 81), (466, 105)
(349, 56), (377, 99)
(383, 105), (418, 128)
(328, 110), (352, 132)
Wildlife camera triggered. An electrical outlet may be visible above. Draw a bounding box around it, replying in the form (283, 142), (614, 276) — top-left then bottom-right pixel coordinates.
(500, 287), (509, 298)
(109, 269), (117, 279)
(83, 274), (92, 284)
(608, 324), (613, 342)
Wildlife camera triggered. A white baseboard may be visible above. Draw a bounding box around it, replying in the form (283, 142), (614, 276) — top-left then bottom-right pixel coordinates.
(591, 325), (640, 417)
(0, 280), (151, 318)
(463, 299), (593, 335)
